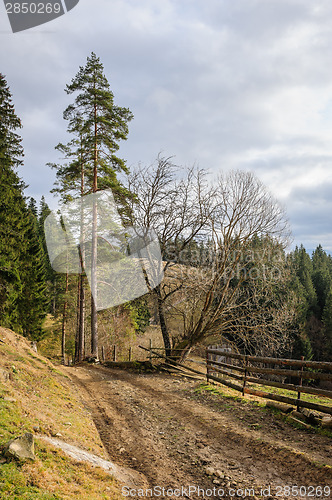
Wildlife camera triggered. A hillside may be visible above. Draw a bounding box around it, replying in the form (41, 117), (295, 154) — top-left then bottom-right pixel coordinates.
(0, 326), (124, 499)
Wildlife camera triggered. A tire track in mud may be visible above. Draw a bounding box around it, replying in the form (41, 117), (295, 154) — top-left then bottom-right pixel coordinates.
(69, 365), (332, 499)
(70, 367), (208, 493)
(96, 367), (331, 484)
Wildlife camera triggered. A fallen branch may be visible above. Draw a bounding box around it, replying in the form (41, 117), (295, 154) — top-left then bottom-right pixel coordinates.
(287, 415), (312, 430)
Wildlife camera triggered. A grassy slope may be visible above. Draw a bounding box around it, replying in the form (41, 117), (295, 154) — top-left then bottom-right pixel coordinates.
(0, 326), (122, 500)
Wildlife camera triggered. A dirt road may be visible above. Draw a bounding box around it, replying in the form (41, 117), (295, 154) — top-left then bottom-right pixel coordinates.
(69, 365), (331, 499)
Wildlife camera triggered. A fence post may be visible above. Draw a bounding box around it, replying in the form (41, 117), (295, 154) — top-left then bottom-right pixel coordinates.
(113, 344), (117, 362)
(149, 339), (152, 362)
(242, 355), (249, 396)
(129, 347), (132, 362)
(297, 355), (304, 411)
(206, 348), (210, 384)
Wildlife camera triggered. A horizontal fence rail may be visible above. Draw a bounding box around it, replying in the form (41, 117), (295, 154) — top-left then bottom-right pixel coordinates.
(137, 342), (332, 416)
(206, 347), (332, 415)
(207, 349), (332, 370)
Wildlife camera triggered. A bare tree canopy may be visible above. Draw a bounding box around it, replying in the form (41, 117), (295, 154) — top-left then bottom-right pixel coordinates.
(127, 156), (292, 358)
(214, 170), (290, 245)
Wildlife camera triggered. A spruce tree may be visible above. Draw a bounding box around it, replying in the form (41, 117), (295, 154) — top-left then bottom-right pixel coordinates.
(312, 245), (332, 316)
(18, 203), (48, 340)
(38, 197), (55, 285)
(0, 74), (48, 339)
(322, 285), (332, 358)
(0, 74), (26, 330)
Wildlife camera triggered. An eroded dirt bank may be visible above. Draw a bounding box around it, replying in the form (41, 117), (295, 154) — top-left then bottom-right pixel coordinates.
(68, 365), (332, 499)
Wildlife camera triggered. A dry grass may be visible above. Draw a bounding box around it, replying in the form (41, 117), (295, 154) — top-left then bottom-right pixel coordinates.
(0, 326), (123, 499)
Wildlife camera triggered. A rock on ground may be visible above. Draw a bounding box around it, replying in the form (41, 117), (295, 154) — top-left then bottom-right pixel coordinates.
(3, 432), (36, 461)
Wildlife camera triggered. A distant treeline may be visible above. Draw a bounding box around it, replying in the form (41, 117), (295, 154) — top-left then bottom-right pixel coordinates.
(288, 244), (332, 361)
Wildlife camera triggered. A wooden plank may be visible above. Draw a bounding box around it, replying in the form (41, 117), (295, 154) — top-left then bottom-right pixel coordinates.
(207, 349), (244, 360)
(209, 366), (244, 381)
(207, 373), (243, 392)
(288, 416), (312, 429)
(207, 373), (332, 413)
(207, 358), (245, 373)
(247, 365), (332, 381)
(207, 349), (332, 370)
(244, 376), (332, 398)
(297, 356), (304, 412)
(297, 385), (332, 400)
(245, 376), (296, 392)
(242, 356), (249, 396)
(209, 372), (332, 403)
(244, 387), (332, 415)
(247, 356), (332, 371)
(209, 372), (332, 400)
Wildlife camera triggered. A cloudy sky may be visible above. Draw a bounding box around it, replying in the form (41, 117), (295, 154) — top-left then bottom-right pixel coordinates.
(1, 0), (332, 253)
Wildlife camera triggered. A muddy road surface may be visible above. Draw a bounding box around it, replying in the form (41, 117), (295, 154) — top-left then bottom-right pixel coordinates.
(68, 365), (332, 499)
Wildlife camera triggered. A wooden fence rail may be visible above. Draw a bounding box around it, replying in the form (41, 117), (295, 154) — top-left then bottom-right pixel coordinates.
(138, 342), (332, 415)
(206, 347), (332, 415)
(207, 349), (332, 370)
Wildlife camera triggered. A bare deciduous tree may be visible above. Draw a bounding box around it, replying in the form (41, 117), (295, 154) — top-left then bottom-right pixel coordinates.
(127, 160), (292, 358)
(127, 155), (215, 355)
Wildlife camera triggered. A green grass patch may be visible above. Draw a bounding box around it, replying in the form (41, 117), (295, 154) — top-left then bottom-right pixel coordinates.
(248, 382), (331, 408)
(0, 442), (121, 500)
(194, 382), (243, 402)
(194, 382), (332, 438)
(0, 461), (60, 499)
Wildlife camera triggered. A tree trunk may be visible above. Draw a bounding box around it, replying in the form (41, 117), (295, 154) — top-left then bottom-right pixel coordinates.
(172, 339), (192, 362)
(151, 296), (159, 325)
(77, 150), (85, 362)
(155, 286), (172, 357)
(90, 103), (98, 359)
(61, 271), (69, 365)
(74, 276), (80, 362)
(78, 274), (85, 361)
(90, 196), (98, 359)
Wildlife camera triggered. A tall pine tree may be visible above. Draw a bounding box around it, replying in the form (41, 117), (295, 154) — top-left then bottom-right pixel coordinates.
(51, 53), (133, 359)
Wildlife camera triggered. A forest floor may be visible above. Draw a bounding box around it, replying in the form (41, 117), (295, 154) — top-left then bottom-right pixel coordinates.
(67, 364), (332, 500)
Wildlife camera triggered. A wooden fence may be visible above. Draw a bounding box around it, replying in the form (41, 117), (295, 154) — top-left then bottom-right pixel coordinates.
(206, 348), (332, 415)
(137, 343), (332, 415)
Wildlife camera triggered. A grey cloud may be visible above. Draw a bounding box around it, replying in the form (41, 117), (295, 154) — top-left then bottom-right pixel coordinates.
(2, 0), (332, 252)
(286, 182), (332, 251)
